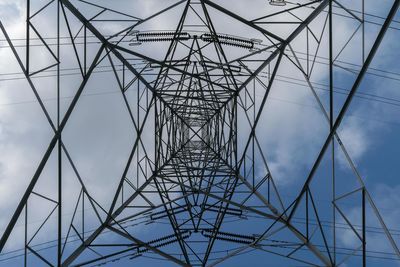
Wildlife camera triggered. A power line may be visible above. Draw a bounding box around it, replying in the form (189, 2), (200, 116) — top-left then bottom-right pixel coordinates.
(1, 64), (400, 114)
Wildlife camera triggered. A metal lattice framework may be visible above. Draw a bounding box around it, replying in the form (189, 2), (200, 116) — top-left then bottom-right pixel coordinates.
(0, 0), (399, 266)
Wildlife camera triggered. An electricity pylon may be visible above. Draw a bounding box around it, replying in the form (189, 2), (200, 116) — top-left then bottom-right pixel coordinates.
(0, 0), (399, 266)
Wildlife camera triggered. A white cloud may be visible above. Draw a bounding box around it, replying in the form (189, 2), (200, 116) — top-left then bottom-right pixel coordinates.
(0, 1), (399, 265)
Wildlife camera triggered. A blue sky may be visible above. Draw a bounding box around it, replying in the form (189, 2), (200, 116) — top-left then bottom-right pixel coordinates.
(0, 0), (400, 266)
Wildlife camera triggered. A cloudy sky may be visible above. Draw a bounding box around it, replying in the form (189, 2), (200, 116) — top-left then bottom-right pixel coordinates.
(1, 0), (400, 266)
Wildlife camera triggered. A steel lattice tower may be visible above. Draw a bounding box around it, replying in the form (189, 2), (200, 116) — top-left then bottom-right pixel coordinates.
(0, 0), (399, 266)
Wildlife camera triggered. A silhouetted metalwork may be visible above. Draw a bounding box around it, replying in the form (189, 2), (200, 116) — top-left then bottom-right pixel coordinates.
(0, 0), (399, 266)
